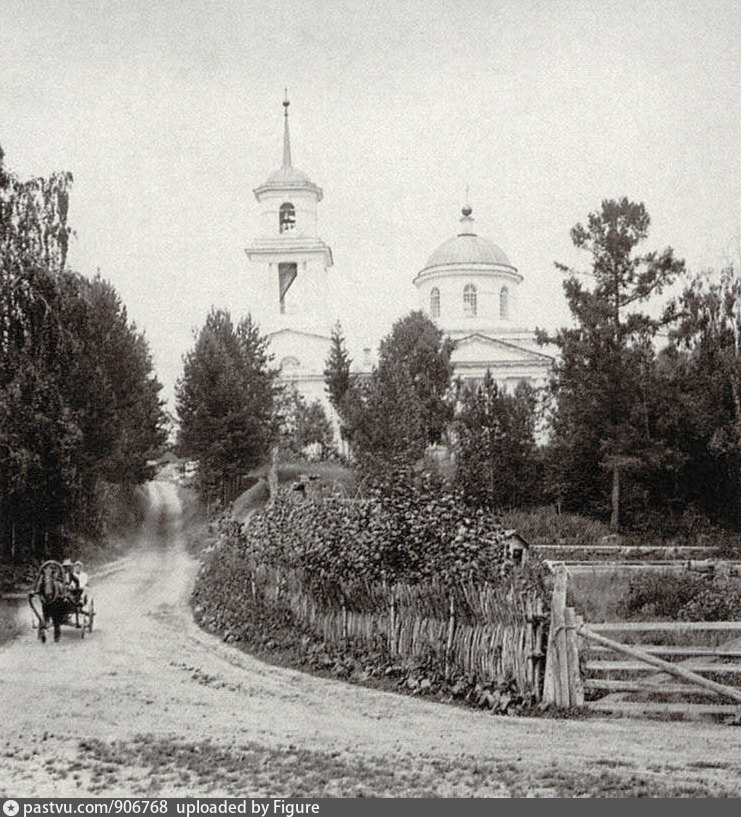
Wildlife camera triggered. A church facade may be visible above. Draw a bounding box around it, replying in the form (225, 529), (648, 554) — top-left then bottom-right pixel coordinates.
(243, 98), (553, 433)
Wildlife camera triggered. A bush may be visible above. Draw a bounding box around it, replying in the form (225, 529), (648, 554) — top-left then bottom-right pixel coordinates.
(677, 578), (741, 621)
(617, 572), (706, 620)
(502, 506), (611, 548)
(229, 469), (548, 588)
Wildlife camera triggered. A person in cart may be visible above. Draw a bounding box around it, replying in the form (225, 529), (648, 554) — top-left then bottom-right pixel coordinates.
(62, 558), (86, 605)
(72, 560), (88, 605)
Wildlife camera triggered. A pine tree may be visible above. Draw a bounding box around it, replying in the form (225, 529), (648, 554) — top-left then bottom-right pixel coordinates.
(323, 322), (352, 412)
(176, 309), (277, 500)
(539, 198), (684, 530)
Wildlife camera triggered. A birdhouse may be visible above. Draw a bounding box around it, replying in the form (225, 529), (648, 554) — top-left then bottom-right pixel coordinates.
(503, 530), (530, 565)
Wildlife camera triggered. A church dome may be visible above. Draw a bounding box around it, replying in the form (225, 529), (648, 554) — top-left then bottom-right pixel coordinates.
(421, 208), (512, 271)
(424, 232), (511, 269)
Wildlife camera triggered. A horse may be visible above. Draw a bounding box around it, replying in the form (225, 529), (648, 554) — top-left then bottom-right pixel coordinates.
(30, 561), (74, 643)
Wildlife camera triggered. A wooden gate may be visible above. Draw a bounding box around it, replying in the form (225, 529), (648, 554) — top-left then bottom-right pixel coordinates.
(543, 564), (741, 720)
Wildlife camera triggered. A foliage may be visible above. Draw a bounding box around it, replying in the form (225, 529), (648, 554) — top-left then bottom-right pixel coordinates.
(0, 149), (166, 563)
(453, 372), (540, 509)
(341, 311), (454, 476)
(617, 571), (706, 620)
(502, 506), (613, 547)
(274, 385), (335, 460)
(655, 267), (741, 530)
(677, 576), (741, 621)
(615, 569), (741, 622)
(322, 321), (352, 414)
(176, 309), (278, 501)
(228, 469), (541, 588)
(538, 198), (685, 530)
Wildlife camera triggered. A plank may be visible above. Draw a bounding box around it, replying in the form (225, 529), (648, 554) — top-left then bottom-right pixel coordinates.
(588, 621), (741, 632)
(553, 563), (741, 572)
(533, 545), (717, 553)
(580, 626), (741, 703)
(584, 679), (724, 695)
(565, 607), (584, 706)
(589, 645), (741, 658)
(587, 700), (741, 718)
(586, 660), (741, 674)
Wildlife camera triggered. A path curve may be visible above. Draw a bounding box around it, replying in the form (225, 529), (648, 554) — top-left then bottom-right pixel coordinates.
(1, 481), (740, 797)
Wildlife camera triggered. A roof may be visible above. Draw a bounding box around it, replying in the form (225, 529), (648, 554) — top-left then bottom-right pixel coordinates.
(254, 167), (323, 200)
(254, 95), (323, 200)
(420, 209), (513, 272)
(424, 232), (512, 269)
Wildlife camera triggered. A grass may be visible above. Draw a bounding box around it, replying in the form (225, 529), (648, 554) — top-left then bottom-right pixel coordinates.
(247, 459), (358, 496)
(502, 507), (612, 548)
(63, 735), (741, 797)
(502, 505), (741, 553)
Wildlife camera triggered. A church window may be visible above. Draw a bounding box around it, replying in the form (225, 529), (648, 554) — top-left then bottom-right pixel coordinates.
(278, 262), (297, 313)
(463, 284), (477, 317)
(500, 286), (509, 319)
(280, 356), (300, 369)
(279, 202), (296, 233)
(430, 287), (440, 318)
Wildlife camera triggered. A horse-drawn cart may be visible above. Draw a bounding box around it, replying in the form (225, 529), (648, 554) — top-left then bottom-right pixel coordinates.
(28, 560), (95, 643)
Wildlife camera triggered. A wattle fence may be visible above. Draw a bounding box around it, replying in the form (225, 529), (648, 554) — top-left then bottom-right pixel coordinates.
(249, 564), (547, 696)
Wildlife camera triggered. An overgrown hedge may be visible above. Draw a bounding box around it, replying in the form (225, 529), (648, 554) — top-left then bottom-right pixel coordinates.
(228, 472), (544, 588)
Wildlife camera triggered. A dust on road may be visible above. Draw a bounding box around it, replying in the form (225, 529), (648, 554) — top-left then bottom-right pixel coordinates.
(1, 480), (740, 797)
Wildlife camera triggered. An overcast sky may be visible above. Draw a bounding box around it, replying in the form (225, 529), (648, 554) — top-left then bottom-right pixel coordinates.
(2, 0), (739, 408)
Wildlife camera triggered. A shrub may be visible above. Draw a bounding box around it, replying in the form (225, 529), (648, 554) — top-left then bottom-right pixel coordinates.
(677, 578), (741, 621)
(228, 469), (551, 592)
(617, 571), (707, 620)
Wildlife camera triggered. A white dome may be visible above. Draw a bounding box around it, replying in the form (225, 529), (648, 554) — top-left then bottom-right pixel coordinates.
(424, 232), (512, 269)
(420, 208), (514, 272)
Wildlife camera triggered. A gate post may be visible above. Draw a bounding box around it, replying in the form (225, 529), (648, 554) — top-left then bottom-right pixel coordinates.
(543, 564), (568, 706)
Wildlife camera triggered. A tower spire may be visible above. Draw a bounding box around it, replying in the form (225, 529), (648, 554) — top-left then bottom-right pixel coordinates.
(282, 88), (292, 169)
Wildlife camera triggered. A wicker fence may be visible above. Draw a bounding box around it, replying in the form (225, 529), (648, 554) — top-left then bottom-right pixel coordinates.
(250, 564), (547, 697)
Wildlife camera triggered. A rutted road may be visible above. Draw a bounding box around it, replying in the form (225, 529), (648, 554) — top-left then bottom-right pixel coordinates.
(1, 481), (740, 797)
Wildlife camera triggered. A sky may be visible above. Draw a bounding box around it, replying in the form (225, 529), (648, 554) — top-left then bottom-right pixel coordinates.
(2, 0), (739, 410)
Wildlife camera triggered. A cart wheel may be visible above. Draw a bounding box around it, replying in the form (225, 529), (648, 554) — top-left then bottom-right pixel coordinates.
(87, 599), (95, 633)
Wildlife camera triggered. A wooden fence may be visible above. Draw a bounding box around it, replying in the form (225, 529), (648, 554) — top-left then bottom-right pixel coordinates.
(250, 564), (547, 696)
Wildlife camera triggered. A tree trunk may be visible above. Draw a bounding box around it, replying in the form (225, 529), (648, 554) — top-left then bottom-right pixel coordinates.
(610, 463), (620, 533)
(268, 445), (279, 499)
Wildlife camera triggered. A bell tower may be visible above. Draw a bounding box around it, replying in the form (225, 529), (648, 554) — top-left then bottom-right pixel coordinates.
(245, 93), (333, 334)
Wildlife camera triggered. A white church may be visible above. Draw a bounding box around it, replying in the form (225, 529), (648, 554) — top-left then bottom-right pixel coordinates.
(244, 97), (553, 429)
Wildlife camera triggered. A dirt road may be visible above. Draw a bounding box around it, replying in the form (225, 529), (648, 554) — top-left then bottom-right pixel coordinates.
(2, 480), (741, 797)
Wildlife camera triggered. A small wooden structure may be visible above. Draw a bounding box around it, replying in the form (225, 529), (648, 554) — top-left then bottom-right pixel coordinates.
(503, 529), (530, 565)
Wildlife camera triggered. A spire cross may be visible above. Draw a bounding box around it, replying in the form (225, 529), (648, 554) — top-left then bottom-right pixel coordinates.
(282, 89), (292, 169)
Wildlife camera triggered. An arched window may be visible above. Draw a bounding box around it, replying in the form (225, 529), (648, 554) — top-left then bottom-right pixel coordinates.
(500, 286), (509, 319)
(279, 202), (296, 233)
(280, 356), (300, 370)
(430, 287), (440, 318)
(463, 283), (477, 317)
